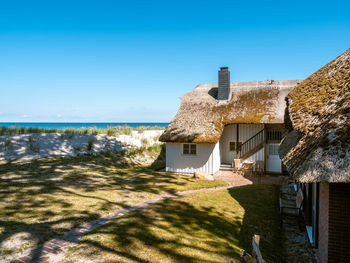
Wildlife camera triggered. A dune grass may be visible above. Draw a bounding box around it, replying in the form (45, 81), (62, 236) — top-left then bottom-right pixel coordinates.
(0, 125), (165, 137)
(0, 155), (227, 261)
(63, 184), (284, 263)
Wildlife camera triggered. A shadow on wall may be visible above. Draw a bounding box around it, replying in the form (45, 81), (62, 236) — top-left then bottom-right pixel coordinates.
(208, 87), (218, 99)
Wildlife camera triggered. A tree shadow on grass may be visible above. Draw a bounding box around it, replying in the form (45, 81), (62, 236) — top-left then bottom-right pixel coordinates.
(228, 184), (285, 263)
(74, 185), (285, 263)
(0, 154), (196, 194)
(79, 198), (240, 263)
(0, 154), (214, 261)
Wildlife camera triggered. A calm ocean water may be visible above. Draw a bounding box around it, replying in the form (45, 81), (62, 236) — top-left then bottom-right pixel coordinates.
(0, 122), (169, 130)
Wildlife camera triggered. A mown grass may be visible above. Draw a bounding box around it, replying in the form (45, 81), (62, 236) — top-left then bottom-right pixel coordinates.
(0, 155), (227, 261)
(0, 125), (165, 137)
(64, 184), (284, 263)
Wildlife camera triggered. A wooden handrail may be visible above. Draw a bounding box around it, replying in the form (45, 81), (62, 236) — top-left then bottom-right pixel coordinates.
(239, 129), (265, 158)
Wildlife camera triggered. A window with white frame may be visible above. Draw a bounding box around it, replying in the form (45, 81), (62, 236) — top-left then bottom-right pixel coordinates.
(183, 143), (196, 155)
(268, 144), (279, 155)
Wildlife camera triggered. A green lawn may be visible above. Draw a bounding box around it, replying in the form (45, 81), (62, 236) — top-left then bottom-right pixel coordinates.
(0, 155), (227, 261)
(64, 184), (284, 263)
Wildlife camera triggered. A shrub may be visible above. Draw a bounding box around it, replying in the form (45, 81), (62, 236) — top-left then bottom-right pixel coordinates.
(141, 138), (149, 146)
(136, 126), (164, 133)
(153, 134), (160, 142)
(106, 127), (116, 136)
(74, 146), (81, 153)
(28, 137), (40, 153)
(0, 125), (163, 137)
(147, 143), (165, 154)
(88, 127), (99, 135)
(86, 139), (95, 151)
(125, 146), (146, 157)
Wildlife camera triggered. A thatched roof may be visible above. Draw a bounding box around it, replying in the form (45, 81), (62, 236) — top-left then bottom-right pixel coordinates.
(279, 49), (350, 183)
(160, 80), (301, 143)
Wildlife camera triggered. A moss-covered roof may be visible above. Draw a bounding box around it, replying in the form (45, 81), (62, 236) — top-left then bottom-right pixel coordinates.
(159, 80), (300, 143)
(280, 49), (350, 183)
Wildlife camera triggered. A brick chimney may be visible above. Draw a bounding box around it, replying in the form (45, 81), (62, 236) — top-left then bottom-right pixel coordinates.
(217, 67), (231, 100)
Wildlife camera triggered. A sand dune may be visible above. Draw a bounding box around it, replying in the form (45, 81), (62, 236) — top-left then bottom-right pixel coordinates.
(0, 130), (163, 161)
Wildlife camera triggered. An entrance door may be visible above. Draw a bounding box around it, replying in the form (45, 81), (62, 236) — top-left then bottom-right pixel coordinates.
(266, 144), (282, 173)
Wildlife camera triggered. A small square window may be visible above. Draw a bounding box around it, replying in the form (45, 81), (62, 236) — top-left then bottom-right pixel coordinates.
(230, 142), (242, 152)
(190, 144), (196, 154)
(183, 144), (196, 155)
(183, 144), (189, 154)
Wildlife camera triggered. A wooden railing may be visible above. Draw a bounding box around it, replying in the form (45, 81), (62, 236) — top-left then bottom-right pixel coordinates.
(266, 129), (282, 142)
(239, 129), (265, 159)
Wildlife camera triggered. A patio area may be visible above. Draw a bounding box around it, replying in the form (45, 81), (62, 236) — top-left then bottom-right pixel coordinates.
(214, 170), (288, 186)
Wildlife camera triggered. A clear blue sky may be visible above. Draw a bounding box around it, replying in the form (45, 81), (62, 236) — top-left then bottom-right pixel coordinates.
(0, 0), (349, 122)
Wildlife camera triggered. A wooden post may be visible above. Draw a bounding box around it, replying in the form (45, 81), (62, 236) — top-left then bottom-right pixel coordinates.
(236, 124), (239, 158)
(252, 234), (264, 263)
(263, 124), (267, 173)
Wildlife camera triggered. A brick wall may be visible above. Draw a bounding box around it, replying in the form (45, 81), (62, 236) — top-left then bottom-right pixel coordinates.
(317, 183), (329, 263)
(328, 183), (350, 263)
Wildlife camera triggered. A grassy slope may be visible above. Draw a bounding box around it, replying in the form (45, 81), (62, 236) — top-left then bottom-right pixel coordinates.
(0, 155), (227, 260)
(64, 184), (283, 263)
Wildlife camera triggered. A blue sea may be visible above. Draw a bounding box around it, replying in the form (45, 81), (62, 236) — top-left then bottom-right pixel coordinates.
(0, 122), (169, 130)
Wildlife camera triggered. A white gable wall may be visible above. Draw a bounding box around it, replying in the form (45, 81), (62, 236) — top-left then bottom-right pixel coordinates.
(166, 142), (220, 175)
(219, 124), (237, 163)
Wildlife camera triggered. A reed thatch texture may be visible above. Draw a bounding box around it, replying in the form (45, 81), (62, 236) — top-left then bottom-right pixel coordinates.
(159, 80), (300, 143)
(280, 49), (350, 182)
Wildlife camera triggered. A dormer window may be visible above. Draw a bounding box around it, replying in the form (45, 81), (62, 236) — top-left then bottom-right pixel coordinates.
(183, 144), (197, 155)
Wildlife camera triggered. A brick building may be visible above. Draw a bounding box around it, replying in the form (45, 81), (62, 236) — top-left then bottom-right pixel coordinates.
(279, 49), (350, 263)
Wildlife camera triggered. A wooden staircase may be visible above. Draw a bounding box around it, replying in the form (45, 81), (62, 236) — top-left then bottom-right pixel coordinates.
(239, 129), (265, 160)
(280, 181), (301, 216)
(220, 163), (233, 171)
(220, 129), (265, 171)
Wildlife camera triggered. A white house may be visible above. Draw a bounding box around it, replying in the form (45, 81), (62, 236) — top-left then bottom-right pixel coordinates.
(159, 67), (301, 175)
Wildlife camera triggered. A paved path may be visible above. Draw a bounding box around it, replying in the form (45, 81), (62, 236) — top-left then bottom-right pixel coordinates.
(10, 185), (234, 263)
(214, 170), (288, 185)
(281, 183), (316, 263)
